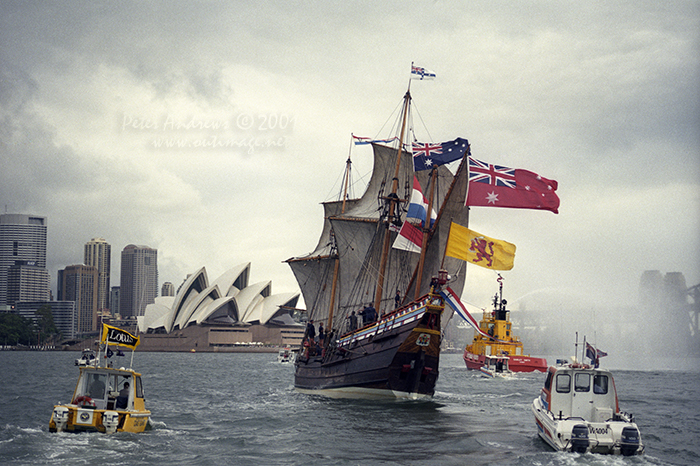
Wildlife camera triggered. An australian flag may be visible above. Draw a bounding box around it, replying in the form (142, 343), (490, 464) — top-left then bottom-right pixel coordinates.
(412, 138), (470, 171)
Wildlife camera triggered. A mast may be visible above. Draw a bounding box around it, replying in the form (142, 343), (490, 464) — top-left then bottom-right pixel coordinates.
(406, 150), (470, 300)
(374, 89), (411, 312)
(414, 165), (437, 300)
(327, 154), (352, 329)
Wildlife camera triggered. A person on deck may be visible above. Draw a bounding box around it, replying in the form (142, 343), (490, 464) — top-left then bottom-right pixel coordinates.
(348, 311), (358, 331)
(306, 320), (316, 342)
(318, 323), (325, 343)
(116, 382), (130, 409)
(394, 290), (401, 309)
(364, 304), (377, 324)
(88, 374), (105, 399)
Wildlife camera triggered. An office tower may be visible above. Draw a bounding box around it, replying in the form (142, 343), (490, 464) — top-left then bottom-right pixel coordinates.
(120, 245), (158, 318)
(161, 281), (175, 297)
(6, 261), (50, 305)
(0, 214), (48, 307)
(58, 264), (98, 334)
(84, 238), (111, 312)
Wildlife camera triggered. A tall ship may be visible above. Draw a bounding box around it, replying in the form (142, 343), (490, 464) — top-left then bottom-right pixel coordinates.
(463, 276), (547, 373)
(286, 82), (471, 399)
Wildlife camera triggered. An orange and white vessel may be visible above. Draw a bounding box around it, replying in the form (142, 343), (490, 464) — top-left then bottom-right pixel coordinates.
(463, 277), (547, 373)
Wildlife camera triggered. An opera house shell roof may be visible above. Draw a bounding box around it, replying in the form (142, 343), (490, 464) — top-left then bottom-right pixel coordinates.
(138, 263), (300, 334)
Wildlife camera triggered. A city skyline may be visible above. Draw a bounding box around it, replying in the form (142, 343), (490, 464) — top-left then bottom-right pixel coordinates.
(0, 212), (209, 323)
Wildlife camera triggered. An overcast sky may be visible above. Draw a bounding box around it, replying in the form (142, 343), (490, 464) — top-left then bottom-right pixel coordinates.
(1, 2), (698, 323)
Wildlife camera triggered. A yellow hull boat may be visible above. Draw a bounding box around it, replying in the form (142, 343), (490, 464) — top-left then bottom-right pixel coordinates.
(50, 324), (151, 434)
(49, 365), (151, 434)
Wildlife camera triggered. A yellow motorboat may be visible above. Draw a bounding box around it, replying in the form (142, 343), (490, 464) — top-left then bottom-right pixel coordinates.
(49, 324), (151, 434)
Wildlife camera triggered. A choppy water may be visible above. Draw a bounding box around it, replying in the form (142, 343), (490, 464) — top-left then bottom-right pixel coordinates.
(0, 351), (698, 466)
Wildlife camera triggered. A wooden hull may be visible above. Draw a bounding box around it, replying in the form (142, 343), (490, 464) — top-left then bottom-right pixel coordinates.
(295, 296), (443, 399)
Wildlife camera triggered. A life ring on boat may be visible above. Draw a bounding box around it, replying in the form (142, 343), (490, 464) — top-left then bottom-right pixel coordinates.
(73, 395), (95, 407)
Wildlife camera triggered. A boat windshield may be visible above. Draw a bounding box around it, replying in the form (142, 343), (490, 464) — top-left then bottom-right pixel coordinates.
(555, 373), (570, 393)
(86, 373), (108, 399)
(593, 374), (609, 394)
(575, 373), (591, 392)
(75, 371), (136, 410)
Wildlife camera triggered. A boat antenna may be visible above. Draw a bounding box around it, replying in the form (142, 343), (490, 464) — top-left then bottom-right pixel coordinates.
(497, 274), (504, 306)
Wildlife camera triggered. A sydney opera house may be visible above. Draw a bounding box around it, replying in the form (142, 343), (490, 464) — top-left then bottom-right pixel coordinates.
(136, 263), (303, 351)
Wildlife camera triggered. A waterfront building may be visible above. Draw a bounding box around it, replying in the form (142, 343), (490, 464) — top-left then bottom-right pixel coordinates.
(14, 301), (78, 340)
(138, 263), (303, 350)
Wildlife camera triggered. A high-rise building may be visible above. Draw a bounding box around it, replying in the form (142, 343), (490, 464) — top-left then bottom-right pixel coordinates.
(161, 281), (175, 297)
(84, 238), (111, 313)
(6, 261), (50, 305)
(120, 245), (158, 318)
(0, 214), (48, 308)
(58, 264), (98, 334)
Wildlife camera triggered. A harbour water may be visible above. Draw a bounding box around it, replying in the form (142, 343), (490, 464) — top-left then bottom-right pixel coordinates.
(1, 351), (698, 466)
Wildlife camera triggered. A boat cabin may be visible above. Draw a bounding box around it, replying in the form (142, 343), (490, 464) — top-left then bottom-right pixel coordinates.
(540, 364), (620, 422)
(73, 366), (146, 412)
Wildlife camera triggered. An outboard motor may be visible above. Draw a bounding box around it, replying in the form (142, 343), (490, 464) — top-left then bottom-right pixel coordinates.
(570, 424), (589, 453)
(52, 406), (69, 432)
(620, 426), (640, 456)
(102, 410), (120, 434)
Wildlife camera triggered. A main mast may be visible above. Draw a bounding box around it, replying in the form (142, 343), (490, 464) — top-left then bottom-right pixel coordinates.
(373, 90), (411, 312)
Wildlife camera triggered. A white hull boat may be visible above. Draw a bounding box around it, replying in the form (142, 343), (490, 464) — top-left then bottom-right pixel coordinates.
(532, 361), (643, 455)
